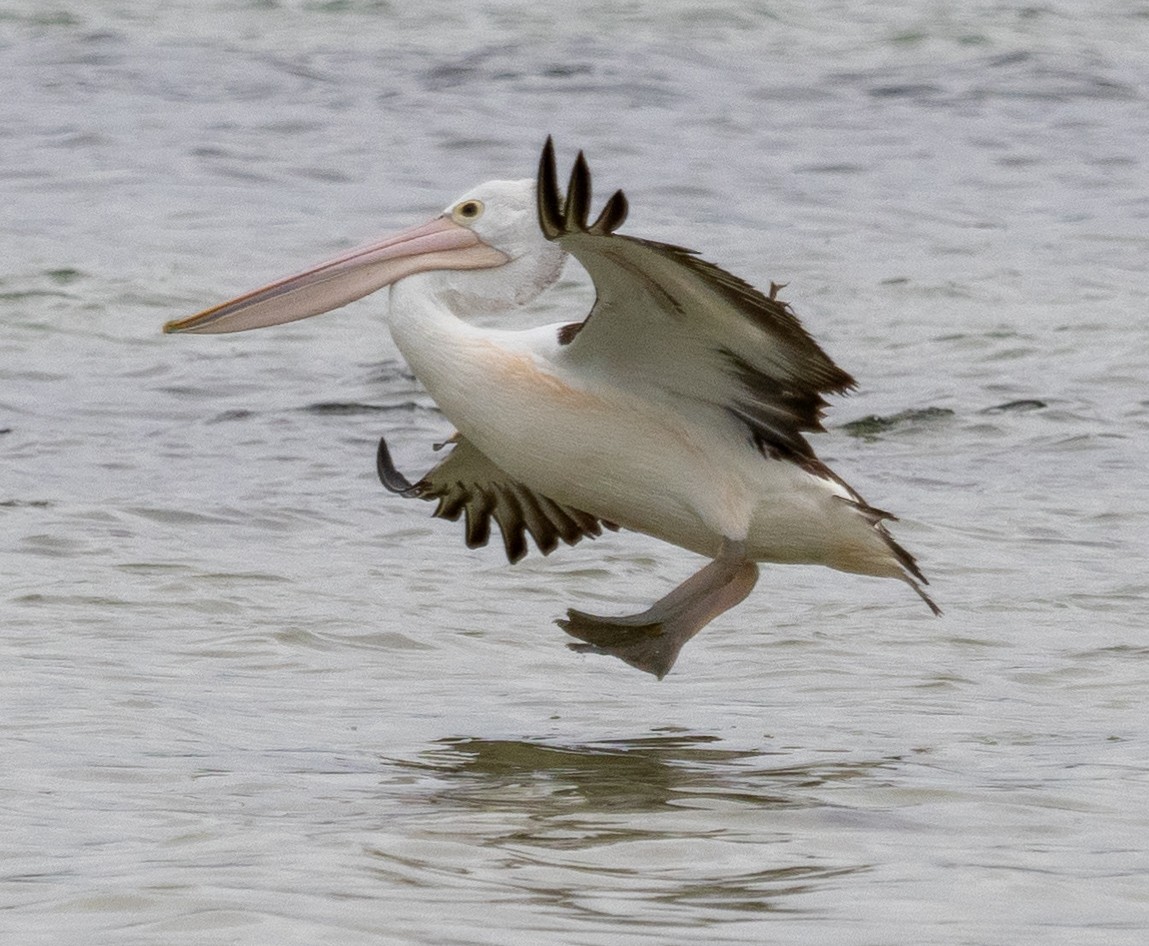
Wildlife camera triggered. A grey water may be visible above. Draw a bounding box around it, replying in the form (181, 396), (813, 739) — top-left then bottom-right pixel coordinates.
(3, 1), (1149, 943)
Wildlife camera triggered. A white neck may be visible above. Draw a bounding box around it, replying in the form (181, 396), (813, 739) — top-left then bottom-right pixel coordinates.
(385, 274), (571, 457)
(386, 276), (523, 444)
(389, 277), (478, 371)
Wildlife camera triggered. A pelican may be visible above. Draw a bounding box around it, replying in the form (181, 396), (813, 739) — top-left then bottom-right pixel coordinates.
(165, 138), (938, 678)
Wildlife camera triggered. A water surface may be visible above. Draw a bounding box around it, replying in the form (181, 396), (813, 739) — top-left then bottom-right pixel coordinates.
(3, 2), (1149, 943)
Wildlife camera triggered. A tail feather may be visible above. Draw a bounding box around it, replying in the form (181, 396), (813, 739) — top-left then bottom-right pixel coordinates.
(838, 497), (940, 615)
(880, 526), (940, 615)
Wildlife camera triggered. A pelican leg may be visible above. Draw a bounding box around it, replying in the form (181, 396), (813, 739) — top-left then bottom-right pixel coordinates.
(557, 541), (759, 679)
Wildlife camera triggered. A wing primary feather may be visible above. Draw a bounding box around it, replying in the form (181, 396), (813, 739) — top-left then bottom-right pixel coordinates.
(589, 189), (628, 235)
(434, 490), (467, 521)
(463, 489), (494, 549)
(510, 485), (561, 555)
(492, 488), (529, 563)
(538, 136), (563, 239)
(564, 151), (592, 230)
(376, 436), (420, 496)
(534, 493), (594, 545)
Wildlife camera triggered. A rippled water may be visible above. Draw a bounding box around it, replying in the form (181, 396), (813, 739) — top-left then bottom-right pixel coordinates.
(4, 1), (1149, 943)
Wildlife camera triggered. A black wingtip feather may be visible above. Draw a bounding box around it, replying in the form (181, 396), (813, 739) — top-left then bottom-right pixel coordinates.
(538, 136), (562, 239)
(376, 436), (419, 495)
(590, 189), (628, 235)
(537, 138), (627, 241)
(564, 151), (592, 230)
(463, 490), (494, 549)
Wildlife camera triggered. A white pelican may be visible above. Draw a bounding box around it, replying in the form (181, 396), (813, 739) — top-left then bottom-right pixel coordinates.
(165, 138), (938, 678)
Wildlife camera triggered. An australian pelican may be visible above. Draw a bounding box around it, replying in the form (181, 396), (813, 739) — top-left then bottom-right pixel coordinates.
(165, 139), (938, 678)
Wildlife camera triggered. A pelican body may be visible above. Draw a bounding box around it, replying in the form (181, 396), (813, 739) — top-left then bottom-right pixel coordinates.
(165, 139), (937, 678)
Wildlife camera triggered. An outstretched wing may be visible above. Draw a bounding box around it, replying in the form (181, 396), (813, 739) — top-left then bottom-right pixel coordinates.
(537, 137), (855, 460)
(377, 434), (616, 564)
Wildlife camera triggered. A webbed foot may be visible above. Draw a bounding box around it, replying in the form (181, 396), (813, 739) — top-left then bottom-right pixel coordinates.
(557, 544), (758, 679)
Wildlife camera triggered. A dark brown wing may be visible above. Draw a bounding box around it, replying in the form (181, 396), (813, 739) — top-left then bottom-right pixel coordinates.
(377, 435), (616, 564)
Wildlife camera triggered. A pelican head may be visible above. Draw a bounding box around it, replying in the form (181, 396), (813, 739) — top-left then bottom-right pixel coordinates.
(163, 176), (566, 335)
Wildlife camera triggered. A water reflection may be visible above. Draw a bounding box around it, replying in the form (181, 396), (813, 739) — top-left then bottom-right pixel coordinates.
(402, 732), (893, 817)
(404, 731), (790, 813)
(370, 734), (893, 919)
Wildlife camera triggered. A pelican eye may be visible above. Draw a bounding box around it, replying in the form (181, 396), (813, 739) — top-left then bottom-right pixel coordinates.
(453, 199), (485, 222)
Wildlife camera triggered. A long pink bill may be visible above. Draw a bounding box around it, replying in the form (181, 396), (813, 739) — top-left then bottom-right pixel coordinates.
(163, 215), (508, 335)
